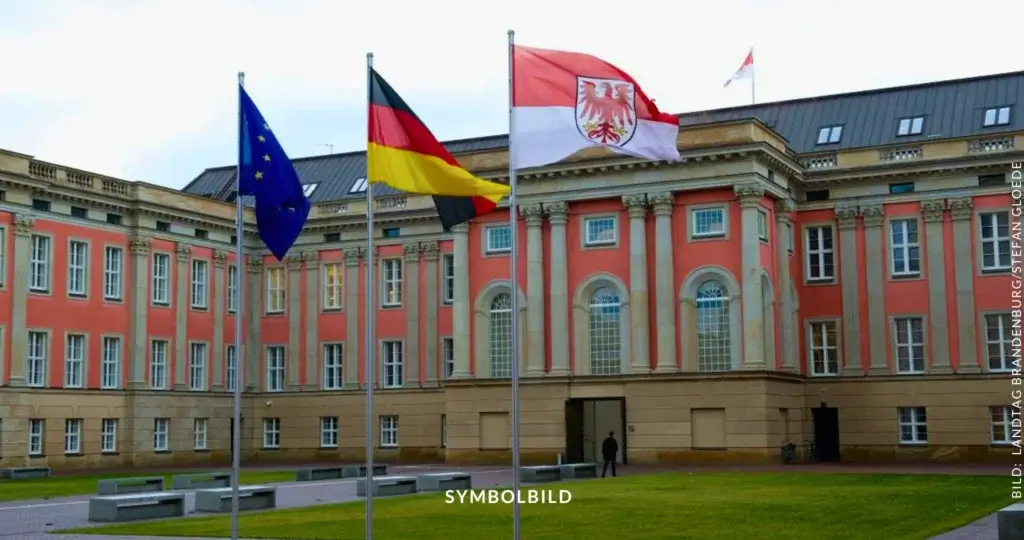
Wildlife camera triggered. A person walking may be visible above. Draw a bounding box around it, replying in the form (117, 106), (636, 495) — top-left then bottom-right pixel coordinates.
(601, 431), (619, 478)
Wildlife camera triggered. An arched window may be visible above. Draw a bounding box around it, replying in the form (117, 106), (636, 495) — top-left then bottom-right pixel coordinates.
(588, 287), (622, 375)
(696, 281), (731, 371)
(488, 292), (513, 378)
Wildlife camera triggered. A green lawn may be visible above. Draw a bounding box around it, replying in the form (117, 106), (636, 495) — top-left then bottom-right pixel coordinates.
(0, 470), (295, 502)
(64, 472), (1008, 540)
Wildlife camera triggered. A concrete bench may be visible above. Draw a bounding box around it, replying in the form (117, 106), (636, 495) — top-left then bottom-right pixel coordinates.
(97, 476), (165, 495)
(998, 503), (1024, 540)
(559, 463), (598, 479)
(520, 465), (561, 483)
(416, 472), (473, 492)
(171, 472), (231, 490)
(0, 466), (51, 479)
(344, 464), (389, 478)
(88, 492), (185, 522)
(296, 466), (345, 482)
(195, 485), (277, 513)
(356, 475), (418, 497)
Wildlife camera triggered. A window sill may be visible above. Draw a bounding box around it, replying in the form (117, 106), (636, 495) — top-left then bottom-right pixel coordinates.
(690, 233), (726, 242)
(64, 452), (84, 457)
(890, 273), (923, 281)
(582, 242), (618, 250)
(318, 446), (339, 450)
(378, 446), (399, 450)
(190, 306), (209, 312)
(103, 297), (124, 303)
(153, 450), (171, 455)
(898, 442), (928, 447)
(261, 447), (280, 451)
(68, 293), (88, 300)
(804, 279), (837, 287)
(321, 307), (344, 313)
(992, 442), (1014, 447)
(981, 268), (1011, 275)
(193, 448), (210, 453)
(101, 451), (119, 456)
(380, 304), (403, 310)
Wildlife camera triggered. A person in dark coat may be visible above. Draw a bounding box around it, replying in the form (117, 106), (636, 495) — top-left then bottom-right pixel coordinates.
(601, 431), (619, 478)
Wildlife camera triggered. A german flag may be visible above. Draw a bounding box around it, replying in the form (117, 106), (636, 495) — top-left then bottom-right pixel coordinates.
(368, 69), (510, 229)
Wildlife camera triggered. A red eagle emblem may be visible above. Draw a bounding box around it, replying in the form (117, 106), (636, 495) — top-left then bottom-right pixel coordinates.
(575, 77), (637, 146)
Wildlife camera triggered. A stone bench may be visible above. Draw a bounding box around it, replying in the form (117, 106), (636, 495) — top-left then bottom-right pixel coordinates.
(88, 492), (185, 522)
(520, 465), (561, 483)
(416, 472), (473, 492)
(559, 463), (598, 479)
(171, 472), (231, 490)
(356, 475), (418, 497)
(195, 485), (277, 513)
(0, 466), (51, 479)
(344, 464), (388, 478)
(295, 464), (389, 482)
(998, 503), (1024, 539)
(97, 476), (165, 495)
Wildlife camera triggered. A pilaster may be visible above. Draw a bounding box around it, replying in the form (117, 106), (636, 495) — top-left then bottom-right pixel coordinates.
(124, 234), (151, 388)
(735, 184), (765, 369)
(774, 199), (797, 372)
(245, 258), (263, 390)
(922, 199), (952, 373)
(422, 242), (440, 386)
(949, 197), (980, 373)
(173, 243), (191, 390)
(451, 223), (472, 379)
(404, 243), (422, 386)
(622, 194), (651, 373)
(303, 251), (320, 389)
(546, 202), (571, 376)
(835, 206), (862, 376)
(8, 214), (33, 386)
(286, 254), (304, 390)
(343, 248), (362, 387)
(650, 192), (678, 373)
(521, 203), (547, 376)
(211, 250), (228, 390)
(860, 205), (889, 375)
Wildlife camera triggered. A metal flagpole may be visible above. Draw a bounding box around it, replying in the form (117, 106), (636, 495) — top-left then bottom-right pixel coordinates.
(506, 29), (523, 540)
(364, 51), (377, 540)
(230, 70), (247, 540)
(750, 48), (756, 105)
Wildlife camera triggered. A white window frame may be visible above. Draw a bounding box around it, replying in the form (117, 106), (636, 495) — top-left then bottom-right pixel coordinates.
(382, 259), (403, 307)
(152, 253), (171, 305)
(323, 263), (343, 310)
(980, 211), (1011, 272)
(189, 342), (208, 391)
(897, 116), (924, 136)
(101, 336), (121, 390)
(266, 346), (285, 392)
(349, 177), (368, 194)
(985, 313), (1013, 372)
(193, 418), (208, 450)
(442, 254), (455, 304)
(263, 418), (280, 448)
(893, 317), (926, 374)
(27, 331), (48, 387)
(153, 418), (170, 451)
(992, 406), (1013, 445)
(984, 106), (1012, 127)
(691, 207), (726, 238)
(103, 246), (124, 300)
(265, 267), (285, 313)
(817, 125), (843, 144)
(320, 417), (339, 448)
(150, 340), (169, 390)
(227, 265), (238, 313)
(67, 240), (88, 297)
(442, 337), (455, 379)
(379, 415), (398, 448)
(29, 234), (51, 293)
(64, 419), (82, 454)
(583, 216), (617, 247)
(28, 419), (44, 456)
(190, 259), (208, 309)
(889, 218), (921, 277)
(898, 407), (927, 445)
(382, 340), (404, 389)
(485, 225), (512, 254)
(226, 345), (237, 391)
(757, 209), (769, 242)
(323, 343), (343, 390)
(807, 320), (839, 376)
(804, 225), (835, 282)
(100, 418), (118, 453)
(302, 183), (319, 197)
(64, 333), (85, 388)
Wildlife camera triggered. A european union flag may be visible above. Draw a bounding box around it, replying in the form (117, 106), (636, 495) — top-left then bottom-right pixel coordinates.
(238, 85), (310, 261)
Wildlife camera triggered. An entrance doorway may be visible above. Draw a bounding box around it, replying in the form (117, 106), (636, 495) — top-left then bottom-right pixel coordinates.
(564, 398), (626, 465)
(811, 404), (840, 462)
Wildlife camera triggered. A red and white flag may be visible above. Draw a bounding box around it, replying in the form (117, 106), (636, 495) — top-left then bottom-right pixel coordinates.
(723, 49), (754, 87)
(510, 45), (681, 171)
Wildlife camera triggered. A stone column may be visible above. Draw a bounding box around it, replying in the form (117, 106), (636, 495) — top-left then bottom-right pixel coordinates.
(126, 235), (151, 388)
(774, 199), (797, 372)
(649, 192), (678, 373)
(404, 243), (422, 386)
(303, 251), (320, 389)
(245, 258), (263, 390)
(174, 244), (191, 390)
(451, 223), (472, 379)
(286, 254), (304, 390)
(423, 242), (440, 386)
(860, 206), (888, 375)
(922, 200), (952, 373)
(343, 248), (362, 388)
(734, 185), (766, 369)
(835, 207), (862, 376)
(8, 215), (33, 386)
(546, 202), (571, 376)
(211, 250), (228, 390)
(520, 203), (547, 376)
(949, 197), (980, 373)
(622, 194), (651, 373)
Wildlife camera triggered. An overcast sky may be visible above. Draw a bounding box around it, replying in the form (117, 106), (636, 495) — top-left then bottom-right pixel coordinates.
(1, 0), (1020, 189)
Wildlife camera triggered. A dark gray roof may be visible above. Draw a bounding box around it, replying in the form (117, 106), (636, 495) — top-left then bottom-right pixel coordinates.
(184, 70), (1024, 204)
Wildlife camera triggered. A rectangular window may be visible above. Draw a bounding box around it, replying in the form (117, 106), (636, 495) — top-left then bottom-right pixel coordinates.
(70, 206), (88, 219)
(64, 419), (82, 454)
(29, 234), (50, 292)
(101, 336), (121, 390)
(380, 415), (398, 448)
(194, 228), (208, 239)
(193, 418), (208, 450)
(983, 106), (1012, 127)
(992, 406), (1013, 445)
(898, 407), (927, 444)
(226, 345), (237, 391)
(897, 116), (924, 136)
(323, 263), (343, 310)
(889, 219), (921, 277)
(816, 125), (843, 144)
(103, 246), (123, 300)
(583, 216), (617, 246)
(349, 177), (369, 193)
(757, 209), (769, 241)
(980, 212), (1011, 272)
(691, 208), (726, 238)
(28, 419), (44, 456)
(894, 317), (926, 374)
(100, 418), (117, 453)
(152, 253), (170, 305)
(189, 343), (207, 390)
(805, 189), (831, 202)
(265, 267), (285, 313)
(323, 232), (341, 243)
(153, 418), (169, 451)
(979, 173), (1007, 187)
(32, 198), (50, 212)
(323, 344), (343, 390)
(27, 331), (48, 387)
(320, 417), (339, 448)
(262, 418), (280, 448)
(485, 226), (512, 253)
(382, 259), (403, 307)
(106, 213), (122, 225)
(190, 259), (208, 309)
(266, 346), (285, 392)
(156, 220), (171, 232)
(808, 321), (839, 376)
(442, 338), (455, 379)
(805, 226), (835, 282)
(889, 182), (915, 194)
(150, 340), (169, 390)
(442, 254), (455, 305)
(67, 240), (88, 297)
(382, 341), (404, 389)
(227, 265), (238, 313)
(986, 313), (1013, 372)
(64, 334), (85, 388)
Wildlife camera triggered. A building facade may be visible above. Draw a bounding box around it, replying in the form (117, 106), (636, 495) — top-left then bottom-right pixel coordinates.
(0, 72), (1020, 470)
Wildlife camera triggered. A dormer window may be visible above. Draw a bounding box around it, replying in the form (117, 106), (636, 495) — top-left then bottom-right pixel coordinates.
(816, 125), (843, 145)
(349, 177), (369, 194)
(897, 116), (924, 136)
(983, 106), (1012, 127)
(302, 183), (319, 197)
